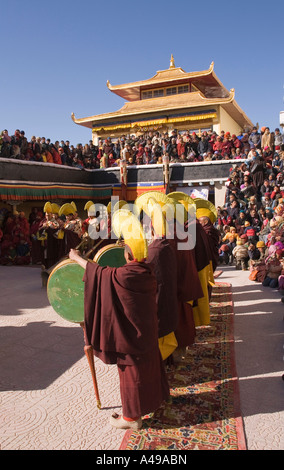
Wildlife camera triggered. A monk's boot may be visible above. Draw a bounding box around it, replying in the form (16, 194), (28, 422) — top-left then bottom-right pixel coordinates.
(110, 413), (142, 430)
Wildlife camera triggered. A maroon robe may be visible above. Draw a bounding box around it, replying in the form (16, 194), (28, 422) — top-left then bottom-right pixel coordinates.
(146, 238), (179, 338)
(194, 220), (215, 300)
(199, 220), (220, 272)
(169, 224), (204, 347)
(45, 227), (61, 268)
(83, 260), (169, 418)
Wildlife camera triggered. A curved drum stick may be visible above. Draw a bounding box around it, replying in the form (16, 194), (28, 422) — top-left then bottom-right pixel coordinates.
(84, 344), (101, 409)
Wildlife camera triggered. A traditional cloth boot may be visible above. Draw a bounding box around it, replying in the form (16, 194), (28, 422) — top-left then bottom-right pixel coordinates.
(110, 413), (142, 430)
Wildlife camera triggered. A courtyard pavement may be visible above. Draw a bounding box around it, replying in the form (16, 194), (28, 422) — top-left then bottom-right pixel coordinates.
(0, 264), (283, 450)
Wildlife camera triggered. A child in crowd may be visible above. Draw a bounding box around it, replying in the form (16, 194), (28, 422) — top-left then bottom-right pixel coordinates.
(232, 239), (249, 270)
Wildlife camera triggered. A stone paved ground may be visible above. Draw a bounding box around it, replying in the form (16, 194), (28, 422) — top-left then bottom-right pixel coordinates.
(0, 264), (283, 450)
(225, 265), (284, 450)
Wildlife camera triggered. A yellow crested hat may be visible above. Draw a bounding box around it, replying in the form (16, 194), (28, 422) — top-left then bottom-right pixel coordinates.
(167, 192), (196, 224)
(51, 203), (60, 214)
(84, 201), (97, 217)
(106, 201), (112, 214)
(70, 201), (77, 212)
(84, 200), (94, 211)
(113, 199), (130, 213)
(43, 201), (52, 214)
(194, 198), (217, 223)
(59, 203), (76, 216)
(112, 210), (148, 261)
(147, 197), (168, 237)
(112, 208), (133, 238)
(167, 191), (194, 205)
(134, 191), (173, 216)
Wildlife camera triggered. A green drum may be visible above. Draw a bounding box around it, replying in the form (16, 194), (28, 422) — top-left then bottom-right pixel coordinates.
(47, 244), (126, 324)
(47, 259), (85, 323)
(93, 243), (126, 267)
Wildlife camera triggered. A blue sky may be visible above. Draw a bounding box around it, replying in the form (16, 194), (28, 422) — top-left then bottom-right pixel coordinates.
(1, 0), (283, 146)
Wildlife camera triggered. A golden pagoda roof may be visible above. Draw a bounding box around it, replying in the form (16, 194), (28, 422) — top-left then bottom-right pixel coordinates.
(71, 88), (253, 130)
(106, 59), (230, 101)
(71, 57), (253, 131)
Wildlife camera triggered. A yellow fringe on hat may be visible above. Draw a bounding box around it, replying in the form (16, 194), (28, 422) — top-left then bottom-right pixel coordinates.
(106, 201), (112, 214)
(194, 198), (217, 223)
(71, 201), (77, 212)
(59, 203), (75, 216)
(167, 191), (196, 224)
(112, 209), (133, 238)
(84, 200), (94, 211)
(134, 191), (173, 217)
(51, 203), (60, 214)
(43, 202), (52, 214)
(147, 197), (168, 237)
(113, 200), (130, 213)
(167, 191), (194, 205)
(112, 210), (148, 262)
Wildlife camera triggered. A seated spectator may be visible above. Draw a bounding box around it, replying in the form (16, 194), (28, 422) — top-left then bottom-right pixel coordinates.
(244, 221), (258, 243)
(222, 226), (239, 243)
(235, 210), (248, 235)
(262, 249), (283, 288)
(248, 242), (260, 264)
(218, 209), (233, 228)
(219, 244), (230, 265)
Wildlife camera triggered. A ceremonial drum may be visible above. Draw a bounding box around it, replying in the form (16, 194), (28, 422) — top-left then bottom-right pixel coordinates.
(47, 244), (126, 324)
(47, 258), (85, 323)
(93, 243), (126, 267)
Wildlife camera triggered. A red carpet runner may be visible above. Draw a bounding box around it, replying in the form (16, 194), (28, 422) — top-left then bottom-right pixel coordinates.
(120, 282), (247, 450)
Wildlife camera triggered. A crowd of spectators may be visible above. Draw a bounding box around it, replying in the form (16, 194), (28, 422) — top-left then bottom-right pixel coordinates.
(1, 124), (284, 296)
(215, 135), (284, 298)
(1, 126), (283, 169)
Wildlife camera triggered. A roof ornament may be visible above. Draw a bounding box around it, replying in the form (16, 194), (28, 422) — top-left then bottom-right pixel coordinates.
(169, 54), (175, 69)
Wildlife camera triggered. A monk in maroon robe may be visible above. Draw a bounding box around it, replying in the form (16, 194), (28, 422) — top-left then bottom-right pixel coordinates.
(69, 247), (169, 430)
(146, 237), (179, 339)
(169, 220), (204, 349)
(198, 216), (220, 273)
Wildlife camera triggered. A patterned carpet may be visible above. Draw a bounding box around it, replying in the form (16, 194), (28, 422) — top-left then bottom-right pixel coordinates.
(120, 282), (247, 450)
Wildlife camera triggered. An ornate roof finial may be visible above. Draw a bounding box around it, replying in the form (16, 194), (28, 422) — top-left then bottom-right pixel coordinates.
(169, 54), (175, 69)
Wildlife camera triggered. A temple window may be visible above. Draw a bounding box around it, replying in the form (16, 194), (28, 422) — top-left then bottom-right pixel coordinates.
(178, 85), (189, 94)
(153, 89), (164, 98)
(141, 84), (190, 100)
(142, 90), (153, 99)
(166, 87), (177, 96)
